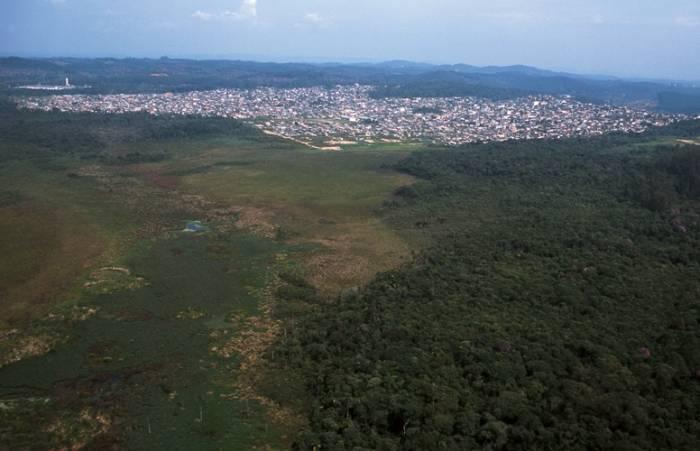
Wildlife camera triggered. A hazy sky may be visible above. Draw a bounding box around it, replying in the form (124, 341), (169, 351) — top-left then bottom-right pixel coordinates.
(2, 0), (699, 80)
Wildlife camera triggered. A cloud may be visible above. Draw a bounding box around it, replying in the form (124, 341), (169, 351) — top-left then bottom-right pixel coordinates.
(193, 10), (214, 21)
(193, 0), (257, 23)
(239, 0), (258, 19)
(675, 16), (700, 27)
(303, 12), (331, 27)
(294, 12), (333, 29)
(475, 10), (637, 27)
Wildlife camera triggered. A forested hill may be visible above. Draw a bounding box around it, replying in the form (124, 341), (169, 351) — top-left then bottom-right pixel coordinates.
(2, 57), (700, 112)
(372, 70), (700, 107)
(268, 121), (700, 450)
(0, 57), (397, 94)
(658, 91), (700, 115)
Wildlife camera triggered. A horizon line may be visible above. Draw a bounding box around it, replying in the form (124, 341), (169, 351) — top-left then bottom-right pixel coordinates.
(1, 52), (698, 84)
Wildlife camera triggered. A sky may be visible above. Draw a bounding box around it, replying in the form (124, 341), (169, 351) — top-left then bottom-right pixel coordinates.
(1, 0), (699, 80)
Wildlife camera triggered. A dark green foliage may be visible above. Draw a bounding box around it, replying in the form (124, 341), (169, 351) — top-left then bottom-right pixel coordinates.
(371, 72), (529, 100)
(114, 151), (170, 164)
(645, 119), (700, 138)
(630, 145), (700, 211)
(664, 147), (700, 199)
(393, 185), (420, 200)
(369, 70), (700, 108)
(0, 96), (261, 162)
(270, 121), (700, 450)
(631, 166), (678, 212)
(658, 92), (700, 114)
(0, 190), (25, 207)
(412, 107), (444, 115)
(0, 57), (395, 95)
(277, 272), (320, 304)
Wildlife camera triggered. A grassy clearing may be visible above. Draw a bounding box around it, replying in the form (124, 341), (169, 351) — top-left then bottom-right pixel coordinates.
(0, 115), (420, 448)
(0, 203), (106, 324)
(0, 127), (420, 331)
(0, 161), (135, 324)
(0, 136), (268, 323)
(343, 141), (426, 153)
(165, 141), (416, 293)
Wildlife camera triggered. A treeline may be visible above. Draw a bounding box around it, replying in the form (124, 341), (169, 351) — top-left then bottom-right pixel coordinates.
(267, 122), (700, 450)
(371, 72), (529, 101)
(658, 92), (700, 115)
(0, 97), (270, 163)
(633, 145), (700, 212)
(0, 57), (394, 95)
(370, 70), (700, 111)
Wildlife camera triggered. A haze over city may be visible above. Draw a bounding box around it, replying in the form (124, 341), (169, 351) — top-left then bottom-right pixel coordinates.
(2, 0), (700, 80)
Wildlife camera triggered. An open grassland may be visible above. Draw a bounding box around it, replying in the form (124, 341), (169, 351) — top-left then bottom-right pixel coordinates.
(0, 128), (418, 321)
(146, 139), (416, 294)
(343, 141), (426, 153)
(0, 204), (105, 324)
(0, 161), (137, 325)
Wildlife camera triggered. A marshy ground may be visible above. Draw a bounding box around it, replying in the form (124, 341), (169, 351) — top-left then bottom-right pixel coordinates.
(0, 117), (416, 449)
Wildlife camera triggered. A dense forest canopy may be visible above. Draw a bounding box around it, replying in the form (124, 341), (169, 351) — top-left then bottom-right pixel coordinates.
(0, 96), (266, 163)
(266, 121), (700, 450)
(658, 92), (700, 115)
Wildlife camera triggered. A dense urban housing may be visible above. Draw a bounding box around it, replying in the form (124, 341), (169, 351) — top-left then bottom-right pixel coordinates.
(16, 85), (685, 148)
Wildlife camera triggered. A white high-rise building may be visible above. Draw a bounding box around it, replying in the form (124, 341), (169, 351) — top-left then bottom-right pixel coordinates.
(65, 77), (70, 87)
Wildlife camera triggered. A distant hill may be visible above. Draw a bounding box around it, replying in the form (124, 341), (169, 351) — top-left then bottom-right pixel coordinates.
(0, 57), (388, 94)
(370, 71), (532, 100)
(369, 66), (700, 108)
(2, 57), (700, 113)
(449, 63), (565, 77)
(658, 91), (700, 115)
